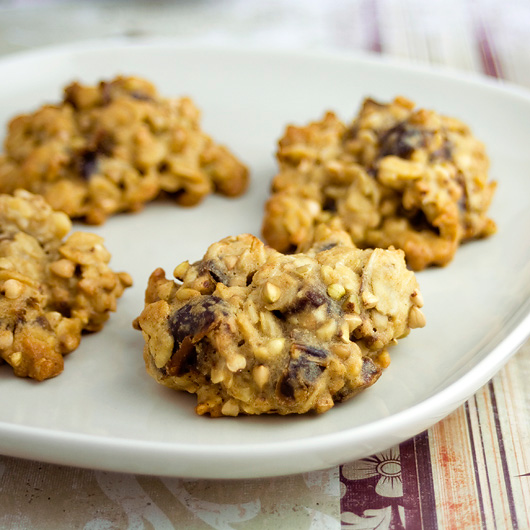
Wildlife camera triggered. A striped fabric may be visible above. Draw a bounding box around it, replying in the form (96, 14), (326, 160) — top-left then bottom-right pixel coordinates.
(340, 350), (530, 529)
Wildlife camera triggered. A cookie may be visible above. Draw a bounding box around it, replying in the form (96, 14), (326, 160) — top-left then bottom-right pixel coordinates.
(133, 229), (425, 416)
(262, 96), (496, 270)
(0, 76), (249, 224)
(0, 190), (132, 380)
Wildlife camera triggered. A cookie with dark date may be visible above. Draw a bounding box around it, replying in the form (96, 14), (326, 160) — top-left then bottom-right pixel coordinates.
(0, 76), (249, 224)
(262, 96), (496, 270)
(0, 190), (132, 380)
(133, 229), (425, 416)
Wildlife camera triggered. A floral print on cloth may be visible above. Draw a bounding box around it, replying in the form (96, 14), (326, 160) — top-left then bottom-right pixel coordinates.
(340, 448), (405, 529)
(0, 457), (341, 530)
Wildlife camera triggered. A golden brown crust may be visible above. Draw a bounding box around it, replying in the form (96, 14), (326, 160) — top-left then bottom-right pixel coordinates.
(0, 76), (249, 224)
(262, 96), (496, 270)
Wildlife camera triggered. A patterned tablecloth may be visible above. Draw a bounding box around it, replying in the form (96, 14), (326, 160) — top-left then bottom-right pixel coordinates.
(0, 1), (529, 528)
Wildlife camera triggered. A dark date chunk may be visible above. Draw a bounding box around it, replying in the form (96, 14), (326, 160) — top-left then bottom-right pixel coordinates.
(322, 195), (337, 213)
(203, 260), (230, 286)
(313, 242), (338, 253)
(285, 288), (328, 315)
(278, 344), (329, 399)
(456, 173), (468, 212)
(130, 90), (153, 102)
(168, 295), (225, 347)
(77, 149), (98, 180)
(166, 295), (227, 376)
(75, 132), (115, 180)
(404, 208), (437, 233)
(358, 357), (381, 387)
(35, 315), (52, 331)
(379, 122), (426, 160)
(334, 356), (382, 402)
(100, 81), (113, 106)
(294, 343), (329, 360)
(430, 139), (453, 162)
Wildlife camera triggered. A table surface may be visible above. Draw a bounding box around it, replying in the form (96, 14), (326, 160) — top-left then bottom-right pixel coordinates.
(0, 1), (529, 529)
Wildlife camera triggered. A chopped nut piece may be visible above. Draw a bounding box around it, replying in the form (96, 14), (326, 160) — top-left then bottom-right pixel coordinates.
(8, 351), (22, 367)
(259, 312), (282, 337)
(118, 272), (133, 288)
(330, 343), (351, 359)
(155, 281), (174, 301)
(327, 283), (346, 300)
(50, 259), (76, 279)
(173, 261), (190, 281)
(0, 330), (14, 349)
(295, 264), (311, 275)
(362, 291), (378, 308)
(175, 288), (200, 302)
(262, 282), (281, 304)
(411, 289), (424, 308)
(339, 322), (350, 343)
(316, 319), (338, 341)
(320, 265), (334, 285)
(376, 351), (392, 369)
(3, 279), (23, 299)
(267, 338), (286, 357)
(220, 400), (240, 417)
(253, 365), (270, 388)
(409, 306), (426, 329)
(344, 313), (362, 332)
(227, 354), (247, 372)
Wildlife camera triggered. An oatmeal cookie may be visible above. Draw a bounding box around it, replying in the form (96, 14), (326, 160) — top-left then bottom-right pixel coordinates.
(262, 96), (496, 270)
(0, 190), (132, 380)
(134, 230), (425, 416)
(0, 76), (249, 224)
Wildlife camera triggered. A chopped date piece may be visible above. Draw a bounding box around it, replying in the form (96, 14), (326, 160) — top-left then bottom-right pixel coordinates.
(169, 296), (225, 346)
(378, 122), (426, 160)
(278, 345), (329, 400)
(77, 149), (99, 180)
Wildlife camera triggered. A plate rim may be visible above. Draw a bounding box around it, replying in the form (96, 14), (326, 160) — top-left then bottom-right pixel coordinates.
(0, 38), (529, 478)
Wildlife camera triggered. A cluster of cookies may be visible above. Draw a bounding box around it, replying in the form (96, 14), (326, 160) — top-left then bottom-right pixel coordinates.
(0, 76), (248, 381)
(0, 76), (497, 416)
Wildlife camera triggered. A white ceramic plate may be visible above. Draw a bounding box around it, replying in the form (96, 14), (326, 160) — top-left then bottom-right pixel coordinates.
(0, 40), (529, 479)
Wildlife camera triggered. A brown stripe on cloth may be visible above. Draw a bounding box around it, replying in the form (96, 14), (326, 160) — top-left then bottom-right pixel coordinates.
(362, 0), (382, 53)
(488, 381), (519, 529)
(400, 431), (438, 529)
(471, 4), (504, 79)
(464, 399), (489, 528)
(472, 380), (517, 528)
